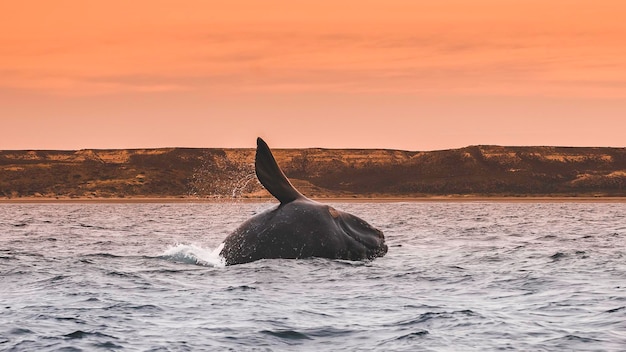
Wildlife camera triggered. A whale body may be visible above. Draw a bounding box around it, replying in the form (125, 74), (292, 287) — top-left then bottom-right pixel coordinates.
(219, 138), (388, 265)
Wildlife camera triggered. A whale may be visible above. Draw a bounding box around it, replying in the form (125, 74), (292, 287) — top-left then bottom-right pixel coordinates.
(219, 138), (388, 265)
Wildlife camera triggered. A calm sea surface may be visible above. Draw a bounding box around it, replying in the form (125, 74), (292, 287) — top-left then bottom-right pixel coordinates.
(1, 202), (625, 351)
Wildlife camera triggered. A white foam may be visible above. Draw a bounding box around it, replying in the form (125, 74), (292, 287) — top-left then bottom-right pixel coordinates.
(160, 242), (225, 267)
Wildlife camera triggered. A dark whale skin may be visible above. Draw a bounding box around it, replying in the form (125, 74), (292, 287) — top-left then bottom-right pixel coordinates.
(219, 138), (387, 265)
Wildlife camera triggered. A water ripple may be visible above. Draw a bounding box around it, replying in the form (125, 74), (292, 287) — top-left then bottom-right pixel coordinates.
(1, 202), (625, 351)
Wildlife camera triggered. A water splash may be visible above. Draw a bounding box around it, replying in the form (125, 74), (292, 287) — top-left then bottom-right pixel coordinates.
(160, 243), (225, 267)
(189, 150), (260, 199)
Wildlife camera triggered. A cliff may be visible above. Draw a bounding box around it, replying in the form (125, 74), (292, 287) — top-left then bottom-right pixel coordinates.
(1, 146), (625, 199)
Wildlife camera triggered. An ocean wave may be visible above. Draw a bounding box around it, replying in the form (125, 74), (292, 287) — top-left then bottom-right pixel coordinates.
(63, 330), (118, 340)
(260, 329), (312, 340)
(2, 202), (626, 351)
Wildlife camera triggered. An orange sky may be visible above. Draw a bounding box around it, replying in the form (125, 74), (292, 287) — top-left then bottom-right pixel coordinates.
(1, 0), (625, 150)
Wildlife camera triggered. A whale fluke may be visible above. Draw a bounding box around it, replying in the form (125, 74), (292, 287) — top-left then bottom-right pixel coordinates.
(255, 137), (304, 204)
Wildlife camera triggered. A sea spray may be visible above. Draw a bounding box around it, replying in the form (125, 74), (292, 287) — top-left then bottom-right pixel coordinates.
(189, 150), (259, 199)
(160, 243), (225, 267)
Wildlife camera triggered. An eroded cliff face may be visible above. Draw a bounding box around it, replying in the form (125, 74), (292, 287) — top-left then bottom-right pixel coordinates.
(1, 146), (625, 199)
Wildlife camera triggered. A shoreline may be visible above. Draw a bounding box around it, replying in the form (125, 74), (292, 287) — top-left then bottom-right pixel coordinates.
(2, 196), (626, 203)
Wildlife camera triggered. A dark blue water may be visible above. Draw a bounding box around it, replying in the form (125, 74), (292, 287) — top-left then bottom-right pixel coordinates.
(1, 202), (625, 351)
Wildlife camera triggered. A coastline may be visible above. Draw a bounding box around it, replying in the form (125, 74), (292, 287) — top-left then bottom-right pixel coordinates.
(2, 196), (626, 203)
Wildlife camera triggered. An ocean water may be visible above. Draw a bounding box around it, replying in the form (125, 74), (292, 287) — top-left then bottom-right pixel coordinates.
(1, 201), (625, 351)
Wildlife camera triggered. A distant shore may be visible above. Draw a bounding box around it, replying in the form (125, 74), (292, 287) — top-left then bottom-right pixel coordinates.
(2, 146), (625, 201)
(2, 196), (626, 203)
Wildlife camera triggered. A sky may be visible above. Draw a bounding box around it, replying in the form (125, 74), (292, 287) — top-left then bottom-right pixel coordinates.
(1, 0), (625, 151)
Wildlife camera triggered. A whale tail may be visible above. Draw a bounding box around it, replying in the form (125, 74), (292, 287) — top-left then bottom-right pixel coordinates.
(255, 137), (305, 204)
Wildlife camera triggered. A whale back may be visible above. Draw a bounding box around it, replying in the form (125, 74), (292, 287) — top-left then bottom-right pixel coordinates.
(255, 137), (304, 204)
